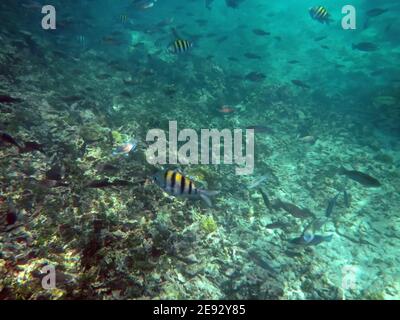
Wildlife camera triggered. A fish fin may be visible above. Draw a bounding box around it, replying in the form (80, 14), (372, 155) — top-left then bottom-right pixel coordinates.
(199, 193), (212, 207)
(338, 166), (346, 175)
(199, 190), (220, 207)
(171, 27), (180, 39)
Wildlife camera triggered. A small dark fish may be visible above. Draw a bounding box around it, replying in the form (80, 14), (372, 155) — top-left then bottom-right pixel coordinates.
(225, 0), (245, 9)
(61, 95), (84, 103)
(19, 141), (45, 154)
(288, 60), (300, 64)
(352, 42), (378, 52)
(326, 192), (340, 218)
(216, 35), (229, 43)
(320, 45), (330, 50)
(245, 72), (266, 82)
(163, 87), (177, 97)
(370, 68), (388, 76)
(102, 36), (123, 46)
(246, 125), (274, 134)
(366, 8), (388, 17)
(112, 179), (135, 186)
(228, 56), (239, 62)
(248, 250), (277, 274)
(0, 132), (21, 149)
(266, 221), (290, 230)
(86, 179), (113, 188)
(205, 0), (214, 10)
(195, 19), (208, 26)
(96, 73), (112, 80)
(120, 91), (132, 98)
(291, 80), (310, 89)
(385, 23), (393, 33)
(37, 179), (68, 188)
(339, 167), (381, 188)
(285, 250), (303, 258)
(252, 29), (270, 36)
(95, 163), (119, 173)
(244, 53), (262, 60)
(86, 178), (136, 188)
(258, 188), (272, 211)
(46, 163), (65, 181)
(0, 95), (23, 104)
(314, 35), (327, 42)
(290, 234), (333, 246)
(4, 200), (19, 226)
(6, 211), (18, 225)
(343, 189), (351, 208)
(275, 199), (315, 219)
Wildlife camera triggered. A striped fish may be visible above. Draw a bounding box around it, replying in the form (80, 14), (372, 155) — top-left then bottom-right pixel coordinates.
(152, 169), (219, 206)
(167, 39), (193, 54)
(309, 6), (332, 24)
(120, 15), (128, 24)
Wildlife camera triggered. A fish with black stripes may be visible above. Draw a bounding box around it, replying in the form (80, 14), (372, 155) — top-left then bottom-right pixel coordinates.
(152, 169), (219, 207)
(167, 39), (193, 54)
(309, 6), (333, 24)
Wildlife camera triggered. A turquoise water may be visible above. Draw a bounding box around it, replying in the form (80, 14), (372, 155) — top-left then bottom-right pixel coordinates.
(0, 0), (399, 299)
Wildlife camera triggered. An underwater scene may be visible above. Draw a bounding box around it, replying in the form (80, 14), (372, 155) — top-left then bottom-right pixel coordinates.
(0, 0), (399, 300)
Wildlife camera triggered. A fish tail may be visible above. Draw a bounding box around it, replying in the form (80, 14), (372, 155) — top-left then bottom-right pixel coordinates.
(171, 27), (180, 39)
(324, 234), (333, 242)
(199, 190), (220, 207)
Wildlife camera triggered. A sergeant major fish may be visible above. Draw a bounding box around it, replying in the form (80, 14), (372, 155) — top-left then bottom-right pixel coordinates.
(309, 6), (333, 24)
(167, 39), (193, 54)
(152, 169), (219, 207)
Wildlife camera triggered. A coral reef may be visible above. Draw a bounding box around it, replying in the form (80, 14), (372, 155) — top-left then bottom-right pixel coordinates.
(1, 0), (399, 300)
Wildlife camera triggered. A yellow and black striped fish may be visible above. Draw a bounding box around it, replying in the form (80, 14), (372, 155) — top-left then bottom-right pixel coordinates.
(120, 15), (128, 24)
(152, 169), (218, 206)
(309, 6), (332, 24)
(167, 39), (193, 54)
